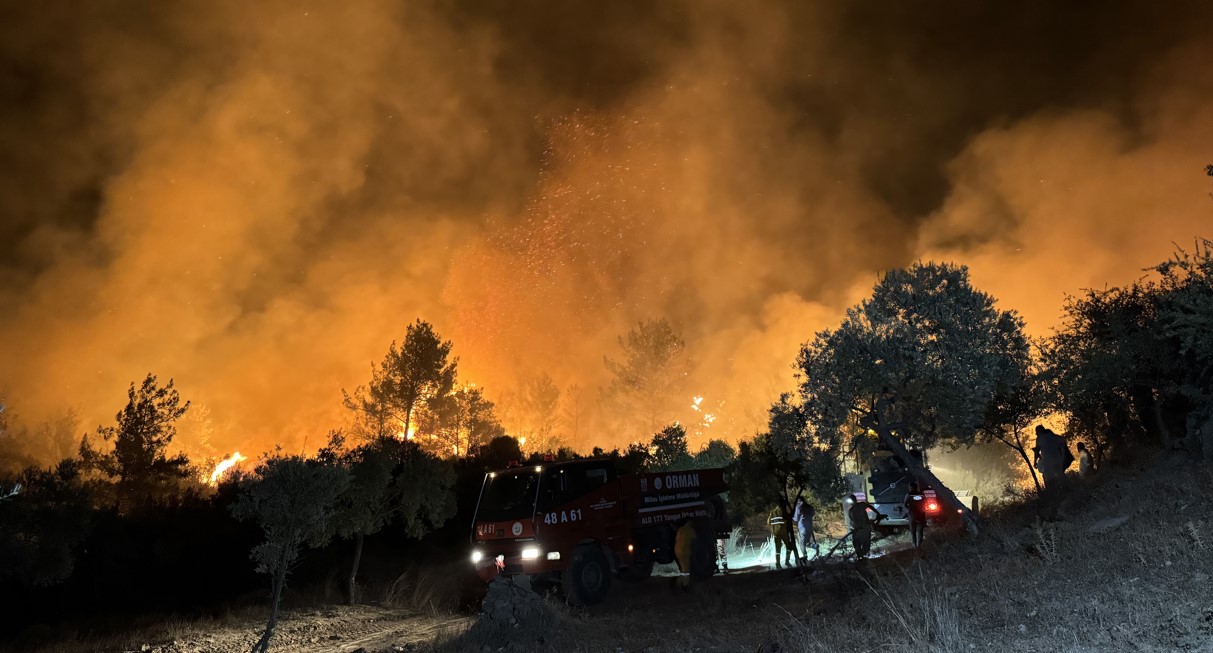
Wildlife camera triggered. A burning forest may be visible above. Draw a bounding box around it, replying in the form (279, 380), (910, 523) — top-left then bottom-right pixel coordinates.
(1, 1), (1213, 652)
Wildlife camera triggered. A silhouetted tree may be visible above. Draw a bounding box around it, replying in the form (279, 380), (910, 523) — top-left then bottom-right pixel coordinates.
(344, 319), (457, 442)
(603, 319), (690, 440)
(617, 442), (651, 475)
(1154, 239), (1213, 458)
(479, 435), (524, 471)
(320, 432), (394, 605)
(728, 401), (838, 558)
(0, 459), (92, 587)
(649, 423), (692, 471)
(320, 433), (456, 605)
(796, 263), (1029, 532)
(420, 386), (505, 457)
(726, 437), (780, 522)
(390, 439), (456, 540)
(977, 359), (1046, 492)
(232, 454), (350, 653)
(79, 374), (192, 511)
(693, 439), (736, 469)
(1041, 282), (1182, 458)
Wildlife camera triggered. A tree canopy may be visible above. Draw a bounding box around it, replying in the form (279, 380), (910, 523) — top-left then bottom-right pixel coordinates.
(232, 454), (350, 652)
(1042, 239), (1213, 458)
(344, 319), (457, 442)
(79, 374), (192, 510)
(791, 263), (1029, 530)
(799, 263), (1029, 451)
(648, 423), (692, 471)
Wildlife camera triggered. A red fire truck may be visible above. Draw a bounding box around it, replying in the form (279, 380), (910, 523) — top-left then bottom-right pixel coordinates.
(469, 459), (729, 605)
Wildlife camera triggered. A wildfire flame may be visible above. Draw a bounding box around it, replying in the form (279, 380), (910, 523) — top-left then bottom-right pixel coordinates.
(209, 451), (247, 485)
(396, 421), (416, 441)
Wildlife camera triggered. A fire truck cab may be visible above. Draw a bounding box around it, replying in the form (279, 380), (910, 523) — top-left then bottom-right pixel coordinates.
(470, 458), (729, 605)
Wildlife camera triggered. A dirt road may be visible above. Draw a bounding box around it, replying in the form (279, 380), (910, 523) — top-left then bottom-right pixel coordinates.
(116, 606), (471, 653)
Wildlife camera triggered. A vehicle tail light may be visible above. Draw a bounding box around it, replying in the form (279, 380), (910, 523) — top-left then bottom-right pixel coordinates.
(926, 501), (940, 513)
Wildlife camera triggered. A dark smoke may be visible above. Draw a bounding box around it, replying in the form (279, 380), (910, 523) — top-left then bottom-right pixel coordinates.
(1, 0), (1210, 461)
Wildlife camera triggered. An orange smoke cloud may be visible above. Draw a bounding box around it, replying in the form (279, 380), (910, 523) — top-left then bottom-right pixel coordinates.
(0, 1), (1211, 464)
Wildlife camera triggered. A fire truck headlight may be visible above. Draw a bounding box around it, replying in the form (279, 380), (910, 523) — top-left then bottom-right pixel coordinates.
(471, 550), (483, 564)
(521, 547), (540, 560)
(545, 551), (561, 561)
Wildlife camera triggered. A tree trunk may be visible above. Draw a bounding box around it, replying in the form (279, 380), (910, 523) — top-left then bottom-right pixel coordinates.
(404, 406), (413, 444)
(253, 551), (289, 653)
(865, 404), (980, 536)
(348, 532), (364, 606)
(1011, 441), (1042, 493)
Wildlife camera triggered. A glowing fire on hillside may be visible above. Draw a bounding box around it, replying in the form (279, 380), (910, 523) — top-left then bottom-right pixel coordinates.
(209, 451), (247, 485)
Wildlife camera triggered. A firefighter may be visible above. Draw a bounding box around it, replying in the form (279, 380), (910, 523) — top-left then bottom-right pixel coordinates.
(707, 498), (728, 574)
(1033, 425), (1074, 490)
(768, 506), (794, 568)
(674, 519), (696, 589)
(847, 494), (882, 560)
(793, 497), (819, 561)
(903, 482), (929, 548)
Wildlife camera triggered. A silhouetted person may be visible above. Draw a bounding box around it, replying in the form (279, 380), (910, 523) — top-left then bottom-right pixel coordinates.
(1033, 425), (1073, 490)
(768, 506), (794, 568)
(847, 494), (882, 560)
(793, 497), (818, 561)
(903, 481), (929, 548)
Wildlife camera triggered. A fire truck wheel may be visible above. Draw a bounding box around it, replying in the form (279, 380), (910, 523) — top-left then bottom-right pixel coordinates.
(562, 545), (612, 606)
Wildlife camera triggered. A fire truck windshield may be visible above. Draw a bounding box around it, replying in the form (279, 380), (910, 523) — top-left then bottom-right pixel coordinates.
(476, 470), (540, 522)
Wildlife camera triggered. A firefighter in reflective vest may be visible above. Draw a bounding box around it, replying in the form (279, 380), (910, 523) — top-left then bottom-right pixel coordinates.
(768, 506), (794, 568)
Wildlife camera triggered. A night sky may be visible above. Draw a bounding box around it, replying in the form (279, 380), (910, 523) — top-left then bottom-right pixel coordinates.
(1, 1), (1211, 460)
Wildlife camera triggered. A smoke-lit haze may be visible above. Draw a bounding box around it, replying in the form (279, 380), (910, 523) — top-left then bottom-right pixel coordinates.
(1, 1), (1211, 462)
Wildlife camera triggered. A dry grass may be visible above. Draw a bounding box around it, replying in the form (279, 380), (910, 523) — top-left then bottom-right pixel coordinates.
(382, 565), (459, 616)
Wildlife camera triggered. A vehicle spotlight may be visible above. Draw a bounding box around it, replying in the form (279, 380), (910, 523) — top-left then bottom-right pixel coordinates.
(471, 550), (483, 564)
(521, 547), (540, 560)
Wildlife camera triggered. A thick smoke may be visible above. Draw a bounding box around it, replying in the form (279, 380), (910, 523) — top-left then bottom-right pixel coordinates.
(1, 1), (1210, 461)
